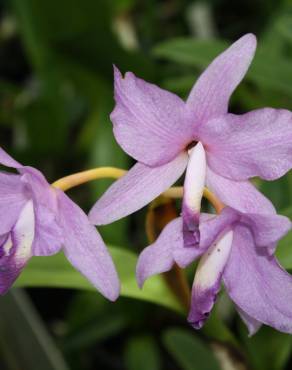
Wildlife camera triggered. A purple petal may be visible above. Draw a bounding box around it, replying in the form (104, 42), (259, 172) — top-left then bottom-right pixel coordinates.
(206, 166), (276, 215)
(136, 217), (203, 288)
(186, 34), (256, 124)
(89, 152), (188, 225)
(136, 218), (182, 288)
(20, 169), (64, 256)
(236, 306), (262, 336)
(137, 211), (238, 288)
(0, 146), (58, 209)
(244, 213), (291, 248)
(20, 168), (58, 210)
(32, 205), (63, 256)
(188, 230), (234, 329)
(200, 109), (292, 181)
(223, 224), (292, 334)
(57, 191), (120, 301)
(0, 147), (62, 244)
(0, 147), (22, 168)
(0, 200), (35, 294)
(182, 142), (206, 247)
(0, 147), (57, 196)
(199, 208), (239, 249)
(200, 208), (290, 252)
(0, 172), (27, 234)
(111, 67), (194, 166)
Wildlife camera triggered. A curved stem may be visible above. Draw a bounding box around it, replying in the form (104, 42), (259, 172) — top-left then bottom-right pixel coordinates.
(145, 199), (191, 310)
(163, 187), (224, 214)
(52, 167), (126, 191)
(52, 167), (224, 212)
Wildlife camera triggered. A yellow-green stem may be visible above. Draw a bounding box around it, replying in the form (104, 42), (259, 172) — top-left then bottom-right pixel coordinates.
(52, 167), (126, 191)
(52, 167), (224, 212)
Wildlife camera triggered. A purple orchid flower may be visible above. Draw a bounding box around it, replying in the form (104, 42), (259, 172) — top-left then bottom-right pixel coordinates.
(89, 33), (292, 249)
(0, 147), (119, 301)
(136, 206), (292, 335)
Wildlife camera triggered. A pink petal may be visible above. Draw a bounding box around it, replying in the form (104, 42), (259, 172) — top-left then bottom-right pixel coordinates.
(223, 224), (292, 334)
(244, 213), (291, 248)
(57, 191), (120, 301)
(136, 217), (203, 288)
(206, 166), (275, 215)
(186, 34), (256, 124)
(111, 67), (194, 166)
(0, 147), (22, 168)
(32, 205), (63, 256)
(199, 208), (238, 249)
(0, 146), (56, 208)
(0, 172), (27, 234)
(200, 108), (292, 180)
(20, 170), (64, 256)
(136, 212), (235, 289)
(236, 307), (262, 336)
(89, 152), (188, 225)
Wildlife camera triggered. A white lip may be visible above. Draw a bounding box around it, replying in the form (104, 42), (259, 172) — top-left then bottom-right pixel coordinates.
(184, 142), (206, 212)
(14, 200), (35, 260)
(194, 230), (234, 289)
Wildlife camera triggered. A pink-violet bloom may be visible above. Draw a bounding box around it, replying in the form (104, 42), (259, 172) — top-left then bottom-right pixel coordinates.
(0, 147), (119, 301)
(89, 33), (292, 249)
(87, 32), (292, 334)
(136, 207), (292, 335)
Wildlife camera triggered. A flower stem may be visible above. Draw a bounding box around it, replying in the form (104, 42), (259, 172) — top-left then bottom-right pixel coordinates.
(145, 199), (191, 310)
(52, 166), (224, 212)
(52, 167), (126, 191)
(163, 187), (224, 214)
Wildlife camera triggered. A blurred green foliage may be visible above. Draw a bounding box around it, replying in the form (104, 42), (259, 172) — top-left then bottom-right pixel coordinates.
(0, 0), (292, 369)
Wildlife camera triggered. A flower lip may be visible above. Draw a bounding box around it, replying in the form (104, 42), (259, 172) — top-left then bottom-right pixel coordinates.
(182, 142), (206, 248)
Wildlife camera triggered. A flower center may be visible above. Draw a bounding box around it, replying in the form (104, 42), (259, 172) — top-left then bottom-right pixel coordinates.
(186, 140), (197, 152)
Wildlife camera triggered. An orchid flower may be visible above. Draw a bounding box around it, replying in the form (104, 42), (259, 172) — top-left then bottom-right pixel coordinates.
(136, 206), (292, 335)
(89, 33), (292, 249)
(0, 147), (119, 301)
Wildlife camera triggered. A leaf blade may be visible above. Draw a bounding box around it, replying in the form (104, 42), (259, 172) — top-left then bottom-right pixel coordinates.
(15, 246), (184, 313)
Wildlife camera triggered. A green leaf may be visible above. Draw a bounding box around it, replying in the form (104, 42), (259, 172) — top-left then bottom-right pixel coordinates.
(249, 48), (292, 97)
(124, 335), (161, 370)
(11, 0), (153, 158)
(153, 38), (227, 69)
(12, 0), (71, 156)
(0, 290), (69, 370)
(87, 86), (130, 246)
(153, 38), (292, 97)
(162, 328), (221, 370)
(63, 314), (127, 352)
(276, 206), (292, 269)
(202, 306), (239, 349)
(15, 247), (184, 313)
(259, 177), (291, 211)
(240, 323), (292, 370)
